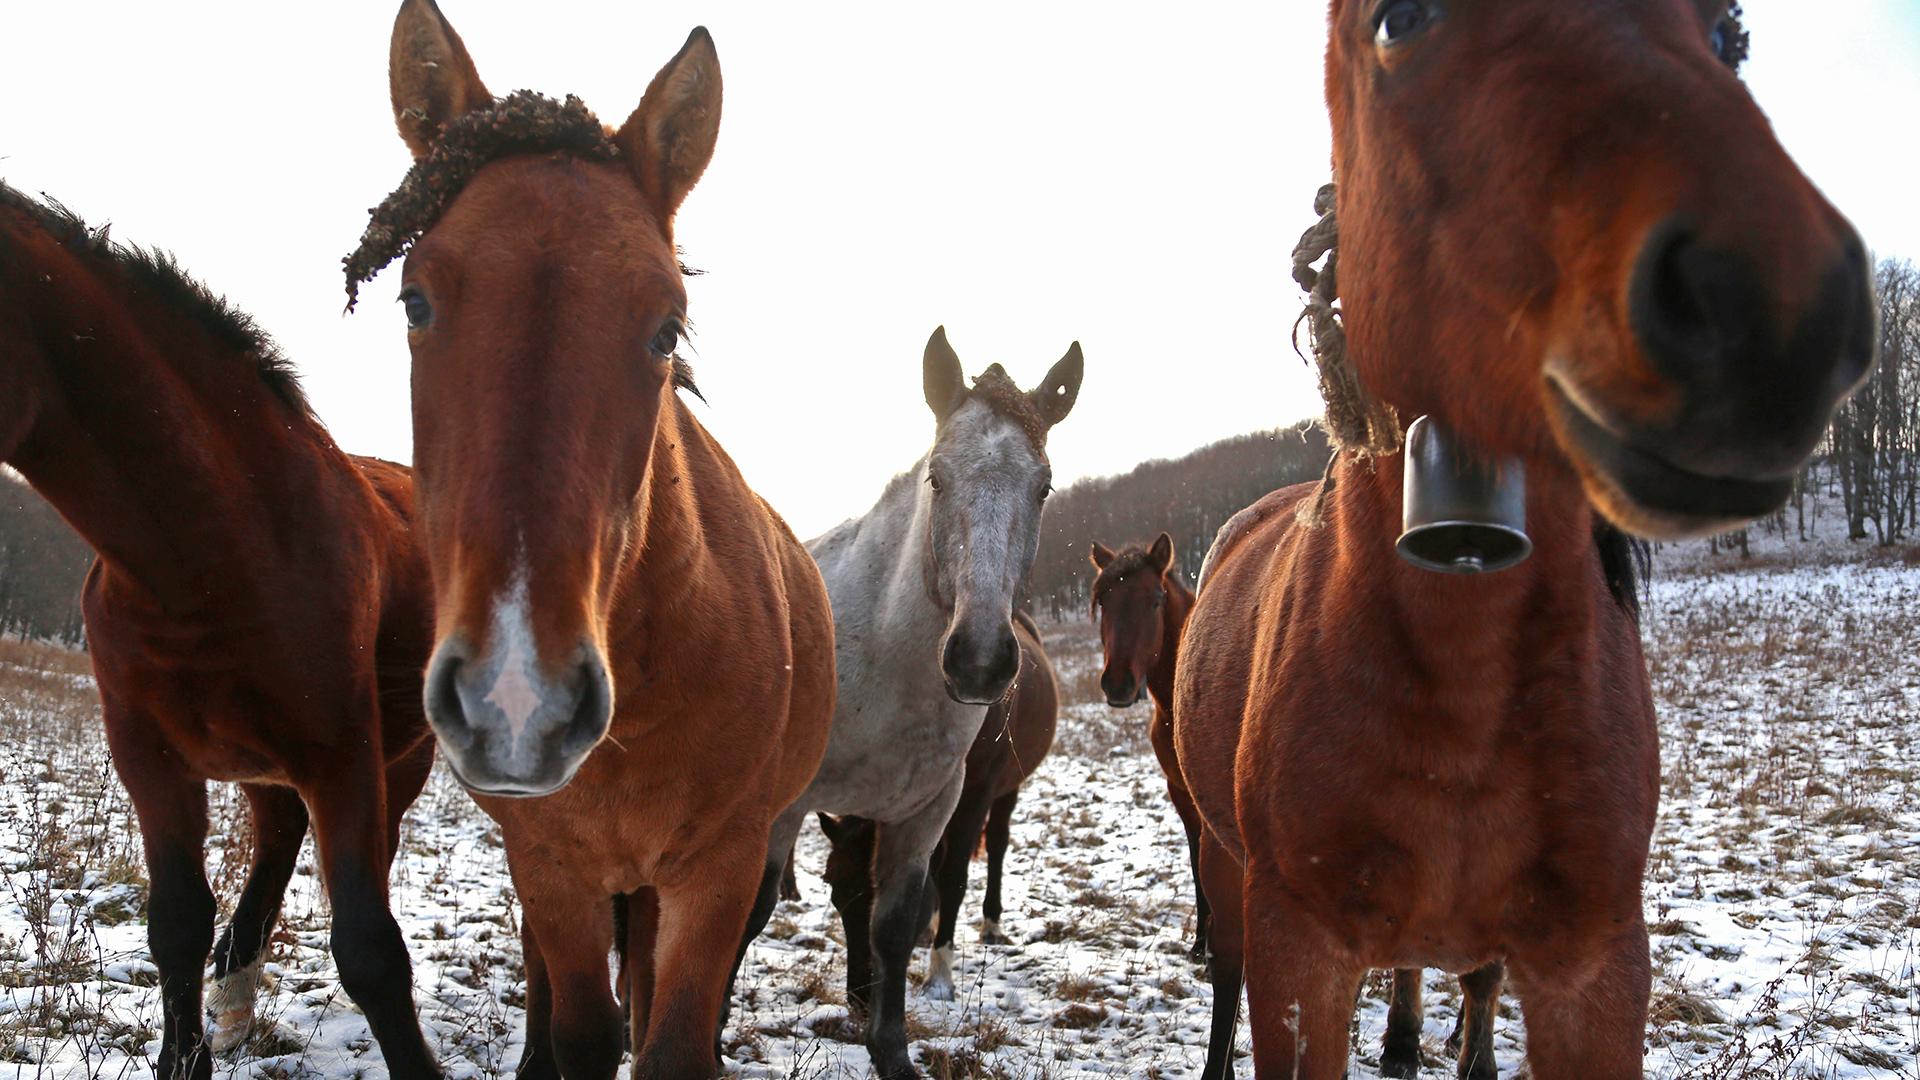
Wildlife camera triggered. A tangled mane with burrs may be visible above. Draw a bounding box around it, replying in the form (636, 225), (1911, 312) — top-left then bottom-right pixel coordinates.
(341, 90), (701, 396)
(342, 91), (615, 311)
(965, 365), (1052, 454)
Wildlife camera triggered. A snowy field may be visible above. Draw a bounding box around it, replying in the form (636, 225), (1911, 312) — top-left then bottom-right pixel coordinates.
(0, 528), (1916, 1078)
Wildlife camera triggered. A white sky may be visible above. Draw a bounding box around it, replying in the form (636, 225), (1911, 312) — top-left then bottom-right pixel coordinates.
(5, 3), (1917, 538)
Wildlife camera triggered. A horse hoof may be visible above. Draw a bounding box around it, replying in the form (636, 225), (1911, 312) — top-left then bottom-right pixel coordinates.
(978, 919), (1010, 946)
(873, 1051), (922, 1080)
(1379, 1050), (1423, 1079)
(205, 958), (264, 1052)
(1458, 1055), (1498, 1080)
(924, 976), (954, 1002)
(158, 1046), (214, 1080)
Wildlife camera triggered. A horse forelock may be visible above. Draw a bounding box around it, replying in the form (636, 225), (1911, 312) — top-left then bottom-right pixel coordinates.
(344, 90), (703, 311)
(966, 366), (1050, 455)
(1089, 545), (1164, 615)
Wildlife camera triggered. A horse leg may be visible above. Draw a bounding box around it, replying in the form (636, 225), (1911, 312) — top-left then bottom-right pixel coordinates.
(979, 789), (1016, 945)
(779, 845), (801, 902)
(105, 712), (214, 1080)
(721, 805), (806, 1046)
(518, 885), (621, 1080)
(1242, 867), (1362, 1080)
(1155, 706), (1211, 962)
(625, 888), (660, 1053)
(516, 914), (558, 1080)
(827, 818), (879, 1020)
(865, 783), (961, 1080)
(1454, 961), (1503, 1080)
(1196, 832), (1242, 1080)
(634, 849), (765, 1079)
(208, 783), (307, 1052)
(1509, 926), (1649, 1080)
(380, 737), (435, 869)
(1380, 968), (1424, 1078)
(305, 763), (441, 1078)
(924, 788), (993, 1001)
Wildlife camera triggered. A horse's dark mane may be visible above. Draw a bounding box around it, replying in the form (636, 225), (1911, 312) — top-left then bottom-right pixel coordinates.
(342, 90), (700, 396)
(1595, 522), (1651, 622)
(0, 182), (311, 419)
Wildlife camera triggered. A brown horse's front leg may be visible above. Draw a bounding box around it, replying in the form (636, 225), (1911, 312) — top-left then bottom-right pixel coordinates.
(635, 852), (762, 1079)
(1509, 924), (1649, 1080)
(1242, 869), (1364, 1080)
(1453, 961), (1504, 1080)
(209, 782), (307, 1052)
(517, 913), (559, 1080)
(306, 763), (442, 1078)
(517, 883), (622, 1079)
(1196, 831), (1243, 1080)
(1381, 968), (1426, 1078)
(104, 705), (214, 1080)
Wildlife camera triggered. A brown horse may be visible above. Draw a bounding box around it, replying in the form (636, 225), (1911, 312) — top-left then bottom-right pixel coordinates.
(361, 3), (834, 1076)
(1094, 535), (1502, 1072)
(1088, 534), (1204, 958)
(1175, 3), (1872, 1079)
(0, 185), (440, 1077)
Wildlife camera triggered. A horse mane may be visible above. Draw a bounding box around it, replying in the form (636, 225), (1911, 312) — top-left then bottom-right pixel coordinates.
(966, 364), (1050, 453)
(341, 90), (700, 396)
(0, 182), (312, 419)
(1594, 523), (1651, 622)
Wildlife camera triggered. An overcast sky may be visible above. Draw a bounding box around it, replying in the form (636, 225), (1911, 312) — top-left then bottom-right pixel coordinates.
(6, 3), (1918, 537)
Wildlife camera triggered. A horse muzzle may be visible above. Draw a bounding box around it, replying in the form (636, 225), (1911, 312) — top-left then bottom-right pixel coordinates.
(423, 634), (613, 797)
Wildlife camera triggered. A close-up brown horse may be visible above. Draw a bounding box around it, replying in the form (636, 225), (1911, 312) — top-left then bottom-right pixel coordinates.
(1094, 533), (1501, 1077)
(360, 2), (835, 1076)
(1175, 2), (1872, 1079)
(0, 185), (441, 1078)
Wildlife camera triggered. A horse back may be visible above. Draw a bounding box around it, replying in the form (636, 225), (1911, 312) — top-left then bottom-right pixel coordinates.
(1174, 480), (1319, 863)
(965, 613), (1057, 798)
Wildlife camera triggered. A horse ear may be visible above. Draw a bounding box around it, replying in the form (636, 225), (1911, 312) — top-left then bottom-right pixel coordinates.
(615, 28), (723, 228)
(1147, 532), (1175, 575)
(924, 326), (967, 421)
(389, 0), (493, 161)
(1089, 542), (1116, 570)
(1031, 341), (1084, 427)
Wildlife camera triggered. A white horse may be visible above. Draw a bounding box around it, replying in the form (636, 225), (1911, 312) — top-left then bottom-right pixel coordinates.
(731, 326), (1081, 1079)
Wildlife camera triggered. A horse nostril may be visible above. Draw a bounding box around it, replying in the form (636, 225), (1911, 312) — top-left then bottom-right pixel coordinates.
(424, 649), (474, 747)
(559, 650), (613, 759)
(1631, 221), (1737, 378)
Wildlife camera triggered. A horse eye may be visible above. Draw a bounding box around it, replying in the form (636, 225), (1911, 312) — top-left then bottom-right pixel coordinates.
(927, 470), (943, 493)
(400, 288), (432, 330)
(1039, 483), (1053, 503)
(1708, 23), (1726, 59)
(1374, 0), (1429, 45)
(650, 319), (683, 357)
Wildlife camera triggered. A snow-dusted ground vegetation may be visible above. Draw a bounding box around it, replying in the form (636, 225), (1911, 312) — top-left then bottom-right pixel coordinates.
(0, 525), (1915, 1078)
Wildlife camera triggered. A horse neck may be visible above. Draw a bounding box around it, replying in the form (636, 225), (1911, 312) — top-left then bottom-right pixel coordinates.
(2, 234), (343, 614)
(1148, 574), (1195, 706)
(845, 457), (951, 642)
(1322, 449), (1613, 696)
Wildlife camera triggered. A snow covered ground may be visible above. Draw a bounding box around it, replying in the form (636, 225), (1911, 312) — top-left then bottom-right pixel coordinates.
(0, 522), (1915, 1078)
